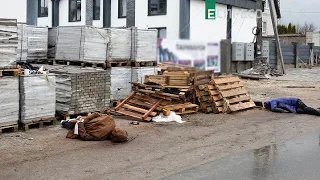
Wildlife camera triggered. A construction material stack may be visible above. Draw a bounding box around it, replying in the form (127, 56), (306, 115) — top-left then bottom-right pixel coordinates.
(17, 23), (27, 62)
(48, 27), (57, 60)
(55, 26), (108, 67)
(52, 67), (111, 118)
(0, 76), (19, 132)
(0, 18), (18, 67)
(19, 74), (56, 130)
(27, 26), (48, 62)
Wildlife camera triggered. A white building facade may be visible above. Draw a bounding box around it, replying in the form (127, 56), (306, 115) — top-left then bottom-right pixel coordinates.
(0, 0), (259, 42)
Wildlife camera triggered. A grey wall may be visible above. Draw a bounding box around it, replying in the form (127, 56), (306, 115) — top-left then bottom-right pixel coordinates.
(126, 0), (135, 27)
(27, 0), (38, 25)
(179, 0), (190, 39)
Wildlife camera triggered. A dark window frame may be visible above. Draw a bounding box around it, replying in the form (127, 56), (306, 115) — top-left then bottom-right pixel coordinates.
(38, 0), (48, 17)
(148, 0), (167, 16)
(69, 0), (81, 22)
(118, 0), (126, 18)
(93, 0), (101, 20)
(149, 27), (167, 38)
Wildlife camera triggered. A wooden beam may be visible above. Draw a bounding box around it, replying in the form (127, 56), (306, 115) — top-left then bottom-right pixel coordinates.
(142, 100), (162, 120)
(123, 104), (157, 116)
(214, 77), (241, 85)
(220, 88), (248, 98)
(115, 92), (135, 111)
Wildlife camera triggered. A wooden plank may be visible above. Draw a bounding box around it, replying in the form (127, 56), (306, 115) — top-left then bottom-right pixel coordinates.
(128, 99), (154, 109)
(220, 88), (248, 98)
(215, 100), (224, 107)
(207, 85), (216, 90)
(229, 101), (256, 112)
(217, 82), (244, 91)
(214, 77), (241, 85)
(212, 95), (223, 101)
(142, 100), (162, 120)
(117, 109), (152, 121)
(123, 104), (157, 117)
(227, 95), (251, 104)
(209, 90), (219, 96)
(198, 84), (209, 90)
(137, 89), (181, 99)
(115, 92), (135, 111)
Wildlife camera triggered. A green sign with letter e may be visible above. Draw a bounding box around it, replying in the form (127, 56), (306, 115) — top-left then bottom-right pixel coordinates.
(205, 0), (216, 20)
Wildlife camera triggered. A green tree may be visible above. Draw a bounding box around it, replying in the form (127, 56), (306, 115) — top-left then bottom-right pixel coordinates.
(292, 25), (297, 34)
(288, 23), (292, 33)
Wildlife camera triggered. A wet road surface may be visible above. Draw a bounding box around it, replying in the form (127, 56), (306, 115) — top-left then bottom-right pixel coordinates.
(164, 129), (320, 180)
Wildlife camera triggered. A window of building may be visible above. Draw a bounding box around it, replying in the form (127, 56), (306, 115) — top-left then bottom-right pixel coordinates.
(69, 0), (81, 22)
(118, 0), (127, 18)
(148, 0), (167, 16)
(93, 0), (100, 20)
(149, 27), (167, 38)
(262, 21), (267, 33)
(38, 0), (48, 17)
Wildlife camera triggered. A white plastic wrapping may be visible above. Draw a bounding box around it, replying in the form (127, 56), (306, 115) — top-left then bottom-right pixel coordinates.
(55, 26), (108, 63)
(132, 28), (158, 62)
(0, 77), (19, 125)
(20, 75), (56, 123)
(0, 19), (17, 67)
(27, 26), (48, 60)
(131, 67), (157, 84)
(110, 67), (132, 100)
(17, 23), (27, 62)
(107, 28), (132, 61)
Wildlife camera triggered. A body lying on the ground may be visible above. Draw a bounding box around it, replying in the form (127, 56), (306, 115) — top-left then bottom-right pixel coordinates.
(264, 97), (320, 116)
(62, 112), (128, 142)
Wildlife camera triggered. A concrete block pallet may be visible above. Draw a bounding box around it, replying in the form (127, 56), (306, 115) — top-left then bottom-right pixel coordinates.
(26, 26), (48, 62)
(51, 67), (111, 118)
(19, 74), (56, 125)
(0, 76), (19, 132)
(0, 18), (18, 67)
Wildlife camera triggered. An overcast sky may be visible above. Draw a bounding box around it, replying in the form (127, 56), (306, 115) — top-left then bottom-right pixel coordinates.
(280, 0), (320, 30)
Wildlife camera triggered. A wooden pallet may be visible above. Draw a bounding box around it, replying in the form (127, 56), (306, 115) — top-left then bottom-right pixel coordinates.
(107, 60), (130, 68)
(145, 74), (191, 86)
(0, 124), (18, 134)
(213, 76), (255, 113)
(21, 117), (57, 131)
(197, 84), (224, 113)
(0, 68), (22, 77)
(53, 60), (107, 69)
(115, 92), (161, 121)
(131, 61), (157, 67)
(163, 103), (199, 115)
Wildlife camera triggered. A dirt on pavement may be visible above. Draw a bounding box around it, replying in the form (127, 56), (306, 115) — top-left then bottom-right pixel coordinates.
(1, 68), (320, 180)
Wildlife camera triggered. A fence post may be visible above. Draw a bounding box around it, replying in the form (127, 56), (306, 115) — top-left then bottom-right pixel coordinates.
(293, 42), (298, 68)
(220, 39), (232, 74)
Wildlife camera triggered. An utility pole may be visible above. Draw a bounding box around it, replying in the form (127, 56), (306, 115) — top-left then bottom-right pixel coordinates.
(268, 0), (285, 74)
(256, 0), (264, 57)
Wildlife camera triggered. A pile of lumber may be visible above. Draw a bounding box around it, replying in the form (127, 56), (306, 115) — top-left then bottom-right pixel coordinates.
(115, 64), (256, 121)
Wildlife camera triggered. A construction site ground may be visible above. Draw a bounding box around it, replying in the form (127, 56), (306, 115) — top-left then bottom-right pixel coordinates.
(1, 68), (320, 180)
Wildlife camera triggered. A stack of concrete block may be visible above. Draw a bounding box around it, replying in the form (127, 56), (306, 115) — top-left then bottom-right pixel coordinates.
(131, 67), (157, 84)
(52, 67), (110, 115)
(110, 67), (132, 101)
(0, 77), (19, 126)
(27, 26), (48, 61)
(131, 28), (158, 62)
(55, 26), (108, 64)
(17, 23), (27, 62)
(19, 75), (56, 123)
(48, 27), (57, 59)
(0, 18), (18, 67)
(107, 28), (132, 61)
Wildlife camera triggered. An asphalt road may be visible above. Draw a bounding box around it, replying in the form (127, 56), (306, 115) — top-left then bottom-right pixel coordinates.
(164, 129), (320, 180)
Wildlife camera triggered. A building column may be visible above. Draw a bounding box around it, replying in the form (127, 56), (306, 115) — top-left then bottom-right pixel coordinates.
(179, 0), (190, 39)
(126, 0), (136, 27)
(86, 0), (93, 25)
(27, 0), (38, 25)
(103, 0), (111, 27)
(52, 0), (60, 27)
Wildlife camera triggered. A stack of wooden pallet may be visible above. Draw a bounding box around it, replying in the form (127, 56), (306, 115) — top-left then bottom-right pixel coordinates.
(212, 76), (256, 113)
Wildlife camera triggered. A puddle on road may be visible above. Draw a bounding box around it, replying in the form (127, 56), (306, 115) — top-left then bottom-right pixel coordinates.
(164, 130), (320, 180)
